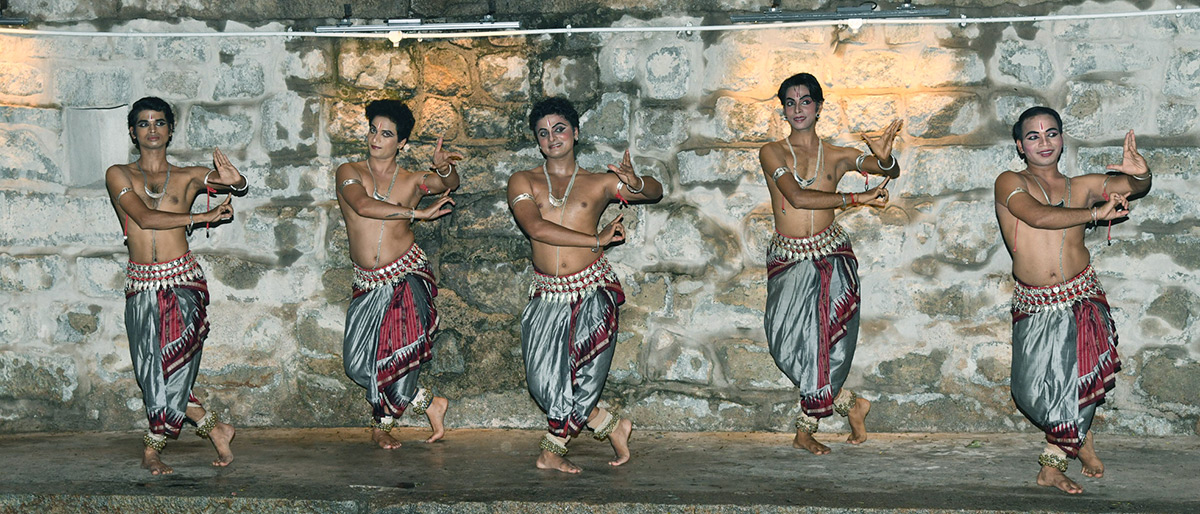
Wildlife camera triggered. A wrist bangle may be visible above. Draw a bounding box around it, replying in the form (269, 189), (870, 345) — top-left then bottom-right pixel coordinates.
(854, 153), (867, 173)
(433, 162), (454, 178)
(1130, 170), (1151, 181)
(592, 234), (600, 253)
(1091, 207), (1098, 223)
(841, 193), (847, 208)
(878, 153), (897, 171)
(230, 177), (249, 192)
(188, 212), (194, 230)
(626, 175), (645, 194)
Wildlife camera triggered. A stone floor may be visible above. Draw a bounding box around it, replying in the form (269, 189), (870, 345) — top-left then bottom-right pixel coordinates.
(0, 428), (1196, 513)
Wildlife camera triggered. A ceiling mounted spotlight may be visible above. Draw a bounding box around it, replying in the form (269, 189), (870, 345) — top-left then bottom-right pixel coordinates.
(0, 0), (29, 26)
(315, 2), (519, 33)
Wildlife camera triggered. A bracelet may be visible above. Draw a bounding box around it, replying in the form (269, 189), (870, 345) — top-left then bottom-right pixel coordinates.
(203, 169), (215, 189)
(592, 233), (600, 253)
(878, 153), (898, 171)
(854, 153), (867, 173)
(433, 161), (454, 178)
(188, 212), (195, 231)
(626, 175), (645, 194)
(1130, 170), (1151, 181)
(1091, 207), (1098, 223)
(841, 193), (847, 208)
(230, 177), (249, 192)
(850, 193), (857, 205)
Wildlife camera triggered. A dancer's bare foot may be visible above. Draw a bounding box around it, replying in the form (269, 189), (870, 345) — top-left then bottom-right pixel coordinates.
(793, 431), (831, 455)
(1078, 436), (1104, 478)
(536, 450), (582, 474)
(142, 447), (173, 475)
(846, 397), (871, 445)
(372, 428), (402, 449)
(607, 418), (633, 466)
(208, 421), (235, 467)
(425, 396), (448, 443)
(1037, 465), (1083, 494)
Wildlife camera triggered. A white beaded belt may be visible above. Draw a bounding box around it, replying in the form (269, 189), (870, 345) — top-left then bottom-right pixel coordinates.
(529, 256), (617, 303)
(354, 245), (428, 291)
(125, 252), (204, 293)
(1012, 265), (1103, 314)
(768, 223), (850, 262)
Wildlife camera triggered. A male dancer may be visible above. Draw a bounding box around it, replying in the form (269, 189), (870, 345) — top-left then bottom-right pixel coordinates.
(758, 73), (899, 455)
(994, 106), (1150, 494)
(507, 97), (661, 473)
(105, 96), (240, 474)
(335, 99), (456, 449)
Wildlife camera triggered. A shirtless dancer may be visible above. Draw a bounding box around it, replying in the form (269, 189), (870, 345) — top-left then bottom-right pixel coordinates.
(335, 99), (455, 449)
(105, 96), (239, 474)
(758, 73), (899, 455)
(507, 97), (661, 473)
(994, 106), (1150, 494)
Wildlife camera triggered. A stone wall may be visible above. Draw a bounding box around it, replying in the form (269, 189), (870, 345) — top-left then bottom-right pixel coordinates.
(2, 0), (1198, 436)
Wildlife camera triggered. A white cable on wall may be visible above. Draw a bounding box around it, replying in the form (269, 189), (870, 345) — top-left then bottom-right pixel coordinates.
(0, 6), (1196, 41)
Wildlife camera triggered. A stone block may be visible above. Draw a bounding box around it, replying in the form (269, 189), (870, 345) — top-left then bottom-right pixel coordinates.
(0, 129), (62, 183)
(439, 260), (529, 316)
(75, 256), (125, 298)
(0, 105), (60, 130)
(184, 105), (253, 150)
(635, 108), (691, 153)
(676, 148), (759, 186)
(642, 45), (692, 100)
(463, 105), (519, 140)
(712, 96), (775, 143)
(243, 204), (322, 266)
(1064, 43), (1156, 77)
(905, 93), (983, 139)
(935, 200), (1000, 266)
(542, 55), (599, 104)
(995, 39), (1053, 88)
(144, 69), (203, 100)
(416, 97), (460, 141)
(701, 39), (771, 95)
(429, 331), (466, 375)
(1053, 19), (1125, 41)
(282, 48), (330, 82)
(0, 307), (34, 346)
(0, 63), (44, 96)
(1156, 102), (1198, 137)
(55, 68), (130, 108)
(1136, 347), (1200, 407)
(477, 53), (529, 102)
(993, 94), (1042, 127)
(213, 62), (265, 100)
(1146, 286), (1200, 330)
(422, 48), (471, 97)
(842, 95), (900, 134)
(1165, 48), (1200, 98)
(719, 341), (791, 390)
(648, 205), (721, 270)
(580, 92), (630, 145)
(839, 50), (907, 89)
(339, 43), (416, 90)
(664, 346), (714, 385)
(598, 41), (639, 84)
(57, 303), (101, 343)
(0, 254), (64, 292)
(918, 47), (986, 87)
(902, 145), (1021, 197)
(1063, 81), (1148, 140)
(0, 353), (78, 403)
(864, 350), (947, 393)
(154, 37), (209, 63)
(913, 283), (992, 321)
(261, 92), (319, 153)
(0, 191), (113, 247)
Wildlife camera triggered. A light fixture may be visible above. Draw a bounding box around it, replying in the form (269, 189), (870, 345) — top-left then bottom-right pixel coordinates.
(731, 1), (949, 23)
(0, 0), (29, 26)
(315, 1), (519, 33)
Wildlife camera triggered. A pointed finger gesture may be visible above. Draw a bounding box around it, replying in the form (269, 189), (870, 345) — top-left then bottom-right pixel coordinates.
(861, 177), (892, 207)
(607, 150), (639, 187)
(431, 136), (465, 171)
(1105, 130), (1149, 177)
(211, 147), (243, 185)
(861, 119), (902, 161)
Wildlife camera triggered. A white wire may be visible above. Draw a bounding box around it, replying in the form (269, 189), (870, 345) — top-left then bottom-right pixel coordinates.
(0, 7), (1196, 40)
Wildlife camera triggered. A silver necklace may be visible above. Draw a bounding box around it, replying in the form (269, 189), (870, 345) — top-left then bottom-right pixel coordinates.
(136, 160), (170, 202)
(785, 137), (821, 189)
(367, 159), (399, 202)
(543, 162), (580, 208)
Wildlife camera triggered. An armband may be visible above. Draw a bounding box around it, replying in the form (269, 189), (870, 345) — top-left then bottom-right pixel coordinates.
(116, 187), (133, 202)
(339, 178), (362, 192)
(510, 193), (534, 206)
(1004, 187), (1027, 208)
(771, 166), (789, 180)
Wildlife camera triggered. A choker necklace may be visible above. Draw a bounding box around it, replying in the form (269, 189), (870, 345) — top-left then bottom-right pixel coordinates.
(367, 159), (400, 202)
(543, 162), (580, 208)
(136, 160), (170, 201)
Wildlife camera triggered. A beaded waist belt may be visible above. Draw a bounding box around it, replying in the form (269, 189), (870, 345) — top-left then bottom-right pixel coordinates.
(768, 223), (850, 262)
(1012, 265), (1103, 314)
(125, 252), (204, 293)
(353, 245), (428, 291)
(530, 255), (618, 303)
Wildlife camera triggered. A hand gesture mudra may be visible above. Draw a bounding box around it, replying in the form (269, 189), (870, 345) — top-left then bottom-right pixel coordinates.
(1105, 130), (1149, 178)
(860, 177), (891, 207)
(861, 119), (902, 163)
(607, 150), (639, 188)
(210, 148), (242, 186)
(431, 136), (464, 173)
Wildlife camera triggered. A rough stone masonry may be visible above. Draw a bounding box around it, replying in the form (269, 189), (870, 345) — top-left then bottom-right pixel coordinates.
(1, 0), (1198, 437)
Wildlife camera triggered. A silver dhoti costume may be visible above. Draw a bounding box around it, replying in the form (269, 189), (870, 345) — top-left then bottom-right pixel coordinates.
(1011, 264), (1120, 457)
(343, 244), (438, 423)
(125, 252), (209, 438)
(764, 224), (862, 425)
(521, 255), (624, 438)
